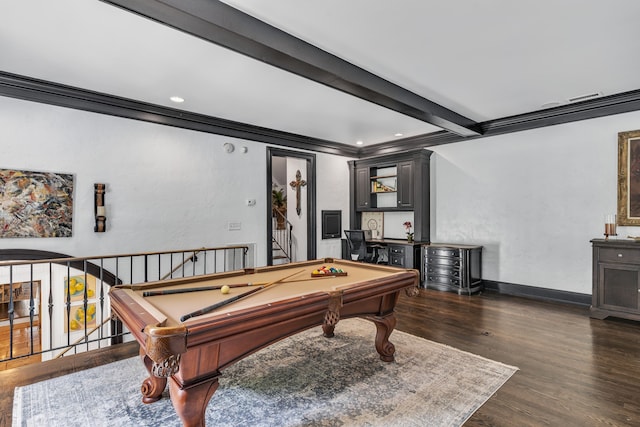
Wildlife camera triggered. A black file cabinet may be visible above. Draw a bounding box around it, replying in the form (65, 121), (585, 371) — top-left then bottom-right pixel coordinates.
(422, 244), (483, 295)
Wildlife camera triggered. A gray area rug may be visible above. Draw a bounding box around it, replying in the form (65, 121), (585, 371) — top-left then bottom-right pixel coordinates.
(13, 318), (517, 427)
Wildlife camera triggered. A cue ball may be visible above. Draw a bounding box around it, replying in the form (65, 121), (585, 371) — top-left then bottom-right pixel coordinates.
(221, 285), (230, 294)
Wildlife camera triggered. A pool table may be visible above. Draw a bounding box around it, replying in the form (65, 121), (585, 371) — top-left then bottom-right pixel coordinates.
(109, 258), (419, 427)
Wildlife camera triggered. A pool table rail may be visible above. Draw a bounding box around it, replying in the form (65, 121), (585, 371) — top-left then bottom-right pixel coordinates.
(109, 258), (420, 427)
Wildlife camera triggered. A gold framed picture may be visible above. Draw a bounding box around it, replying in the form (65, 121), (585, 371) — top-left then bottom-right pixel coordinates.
(618, 129), (640, 225)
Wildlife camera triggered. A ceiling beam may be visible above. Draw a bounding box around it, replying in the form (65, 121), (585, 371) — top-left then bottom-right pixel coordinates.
(100, 0), (481, 137)
(3, 70), (640, 159)
(358, 88), (640, 157)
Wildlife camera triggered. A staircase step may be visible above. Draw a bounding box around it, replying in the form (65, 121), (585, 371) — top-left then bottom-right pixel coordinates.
(273, 255), (289, 260)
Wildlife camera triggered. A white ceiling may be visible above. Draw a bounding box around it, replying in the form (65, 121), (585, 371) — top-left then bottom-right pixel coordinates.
(2, 0), (640, 147)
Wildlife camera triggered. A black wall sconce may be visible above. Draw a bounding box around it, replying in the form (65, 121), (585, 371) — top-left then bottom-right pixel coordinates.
(94, 183), (106, 232)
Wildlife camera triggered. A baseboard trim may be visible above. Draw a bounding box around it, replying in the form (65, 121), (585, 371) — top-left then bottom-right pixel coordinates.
(482, 280), (591, 306)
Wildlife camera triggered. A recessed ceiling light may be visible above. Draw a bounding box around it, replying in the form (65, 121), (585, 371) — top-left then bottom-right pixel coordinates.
(169, 96), (185, 103)
(356, 140), (364, 145)
(394, 133), (404, 137)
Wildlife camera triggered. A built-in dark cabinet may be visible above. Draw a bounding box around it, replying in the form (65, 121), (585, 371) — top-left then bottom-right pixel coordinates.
(355, 167), (370, 209)
(591, 239), (640, 321)
(348, 149), (431, 243)
(396, 160), (414, 208)
(388, 243), (419, 270)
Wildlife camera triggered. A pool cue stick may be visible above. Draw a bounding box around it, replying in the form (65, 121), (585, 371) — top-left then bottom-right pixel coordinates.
(179, 268), (306, 322)
(143, 282), (257, 297)
(143, 273), (329, 297)
(180, 286), (264, 321)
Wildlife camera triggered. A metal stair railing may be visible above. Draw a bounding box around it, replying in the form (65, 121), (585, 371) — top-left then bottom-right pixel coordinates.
(0, 245), (249, 367)
(272, 209), (293, 263)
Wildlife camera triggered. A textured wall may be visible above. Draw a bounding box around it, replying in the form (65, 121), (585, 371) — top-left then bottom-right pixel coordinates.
(430, 110), (640, 294)
(0, 96), (351, 265)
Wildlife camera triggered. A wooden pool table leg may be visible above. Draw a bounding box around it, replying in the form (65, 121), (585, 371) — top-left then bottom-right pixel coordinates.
(140, 350), (167, 403)
(169, 376), (220, 427)
(366, 313), (397, 362)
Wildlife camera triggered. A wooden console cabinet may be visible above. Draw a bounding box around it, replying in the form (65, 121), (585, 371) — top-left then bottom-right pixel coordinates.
(591, 239), (640, 321)
(422, 244), (482, 295)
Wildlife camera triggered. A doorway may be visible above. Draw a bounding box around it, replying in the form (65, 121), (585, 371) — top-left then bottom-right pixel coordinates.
(266, 148), (316, 265)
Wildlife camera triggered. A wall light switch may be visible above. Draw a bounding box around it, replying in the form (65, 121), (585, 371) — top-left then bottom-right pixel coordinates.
(228, 222), (241, 231)
(246, 199), (256, 206)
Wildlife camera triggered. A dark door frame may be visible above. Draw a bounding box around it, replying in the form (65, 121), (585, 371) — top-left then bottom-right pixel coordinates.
(266, 147), (317, 265)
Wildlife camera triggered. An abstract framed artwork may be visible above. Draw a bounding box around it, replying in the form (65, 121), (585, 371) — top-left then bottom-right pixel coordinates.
(0, 169), (74, 237)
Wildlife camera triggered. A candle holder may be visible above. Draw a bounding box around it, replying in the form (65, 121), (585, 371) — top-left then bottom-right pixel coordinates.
(94, 183), (106, 232)
(604, 214), (617, 240)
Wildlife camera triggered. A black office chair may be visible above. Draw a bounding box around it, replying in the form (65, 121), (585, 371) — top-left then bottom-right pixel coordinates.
(344, 230), (377, 263)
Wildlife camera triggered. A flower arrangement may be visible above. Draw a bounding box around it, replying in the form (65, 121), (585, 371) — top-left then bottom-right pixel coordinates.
(403, 221), (414, 242)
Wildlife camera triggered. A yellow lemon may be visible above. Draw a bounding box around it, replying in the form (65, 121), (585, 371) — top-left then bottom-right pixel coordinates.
(87, 305), (96, 315)
(69, 319), (80, 330)
(221, 285), (230, 294)
(75, 282), (84, 292)
(87, 289), (95, 297)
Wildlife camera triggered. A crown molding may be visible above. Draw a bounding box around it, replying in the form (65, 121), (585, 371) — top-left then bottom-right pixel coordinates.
(359, 89), (640, 157)
(2, 70), (640, 159)
(0, 70), (359, 157)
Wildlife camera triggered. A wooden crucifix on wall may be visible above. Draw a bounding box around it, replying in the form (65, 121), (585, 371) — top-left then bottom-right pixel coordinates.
(289, 170), (307, 216)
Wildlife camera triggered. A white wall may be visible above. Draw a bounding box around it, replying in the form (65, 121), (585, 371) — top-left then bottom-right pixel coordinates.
(5, 95), (639, 295)
(315, 152), (354, 257)
(0, 97), (351, 265)
(430, 109), (640, 294)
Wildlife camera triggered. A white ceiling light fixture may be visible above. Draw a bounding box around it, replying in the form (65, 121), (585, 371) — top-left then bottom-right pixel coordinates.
(356, 140), (364, 145)
(169, 96), (185, 103)
(394, 133), (404, 137)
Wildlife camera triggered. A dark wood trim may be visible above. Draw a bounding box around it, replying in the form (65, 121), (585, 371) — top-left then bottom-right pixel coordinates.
(0, 249), (119, 286)
(360, 89), (640, 157)
(483, 279), (591, 306)
(2, 72), (640, 159)
(266, 148), (317, 265)
(0, 71), (359, 158)
(99, 0), (480, 137)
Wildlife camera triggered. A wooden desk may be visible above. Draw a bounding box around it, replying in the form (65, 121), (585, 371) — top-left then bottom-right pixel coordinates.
(367, 239), (423, 270)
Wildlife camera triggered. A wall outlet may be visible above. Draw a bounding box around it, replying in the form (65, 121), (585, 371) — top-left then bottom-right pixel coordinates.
(228, 222), (241, 231)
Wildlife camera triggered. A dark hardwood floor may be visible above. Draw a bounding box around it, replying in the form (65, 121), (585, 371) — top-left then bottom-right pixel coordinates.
(2, 289), (640, 426)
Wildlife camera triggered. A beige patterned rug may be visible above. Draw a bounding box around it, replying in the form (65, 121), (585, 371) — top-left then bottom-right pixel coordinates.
(13, 318), (517, 426)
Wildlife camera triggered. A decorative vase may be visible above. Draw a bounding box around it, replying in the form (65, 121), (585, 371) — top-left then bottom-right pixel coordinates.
(407, 234), (414, 243)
